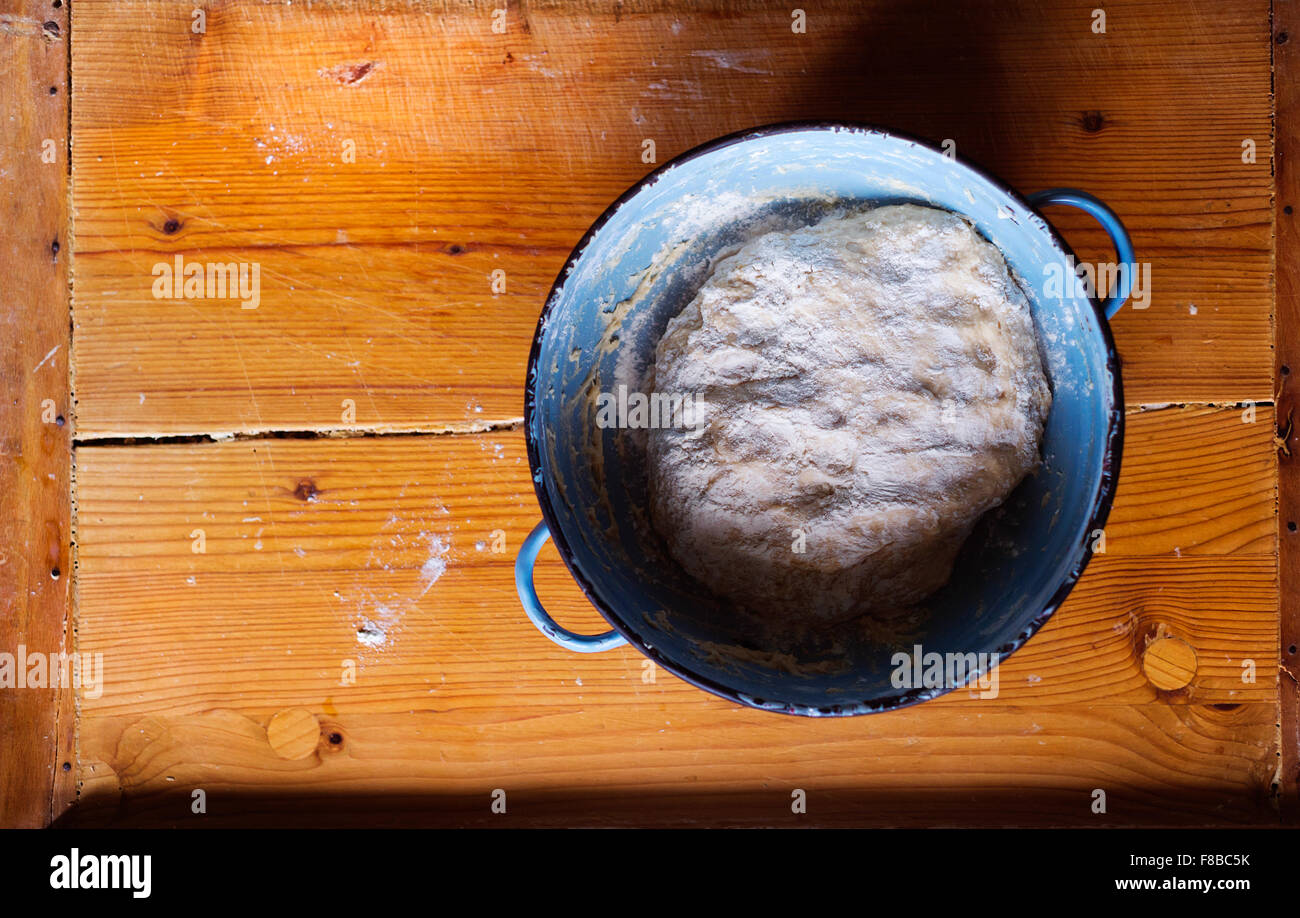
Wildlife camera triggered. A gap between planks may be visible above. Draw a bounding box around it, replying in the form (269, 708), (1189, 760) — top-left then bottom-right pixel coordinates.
(70, 417), (525, 446)
(67, 403), (1268, 447)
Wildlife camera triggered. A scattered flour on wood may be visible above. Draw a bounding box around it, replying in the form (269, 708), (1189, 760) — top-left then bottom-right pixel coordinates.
(350, 504), (454, 654)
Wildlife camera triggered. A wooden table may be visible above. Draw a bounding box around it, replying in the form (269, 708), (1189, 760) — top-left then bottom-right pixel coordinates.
(2, 0), (1293, 827)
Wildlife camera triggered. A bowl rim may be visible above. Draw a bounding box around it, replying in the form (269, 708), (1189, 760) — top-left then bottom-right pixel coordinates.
(522, 119), (1125, 717)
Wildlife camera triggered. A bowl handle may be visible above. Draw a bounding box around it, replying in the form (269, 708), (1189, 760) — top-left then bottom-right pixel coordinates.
(1027, 188), (1135, 319)
(515, 521), (628, 653)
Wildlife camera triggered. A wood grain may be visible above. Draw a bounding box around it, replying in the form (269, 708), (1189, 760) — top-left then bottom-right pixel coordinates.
(68, 403), (1277, 825)
(52, 0), (1282, 827)
(0, 0), (75, 828)
(67, 704), (1276, 827)
(1273, 0), (1299, 821)
(1112, 405), (1276, 555)
(68, 0), (1273, 437)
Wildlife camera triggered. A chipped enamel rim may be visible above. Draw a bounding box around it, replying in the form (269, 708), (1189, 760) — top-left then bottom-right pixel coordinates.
(522, 120), (1125, 717)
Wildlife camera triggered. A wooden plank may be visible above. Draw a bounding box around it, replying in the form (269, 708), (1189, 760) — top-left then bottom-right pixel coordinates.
(1274, 0), (1299, 822)
(67, 704), (1276, 827)
(68, 404), (1277, 825)
(67, 411), (1275, 711)
(67, 554), (1281, 715)
(1112, 405), (1275, 555)
(0, 0), (75, 827)
(68, 0), (1273, 437)
(70, 408), (1279, 716)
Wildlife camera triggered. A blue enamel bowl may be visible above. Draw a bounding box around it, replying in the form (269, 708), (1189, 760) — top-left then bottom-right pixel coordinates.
(517, 122), (1130, 716)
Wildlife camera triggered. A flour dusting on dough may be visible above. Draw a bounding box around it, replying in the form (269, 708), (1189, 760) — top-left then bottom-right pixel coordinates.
(648, 204), (1051, 626)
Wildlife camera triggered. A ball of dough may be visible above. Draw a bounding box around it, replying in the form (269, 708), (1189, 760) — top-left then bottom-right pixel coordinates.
(647, 204), (1051, 626)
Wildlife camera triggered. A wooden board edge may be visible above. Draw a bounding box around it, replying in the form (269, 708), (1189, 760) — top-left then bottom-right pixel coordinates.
(0, 0), (75, 827)
(1273, 0), (1299, 822)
